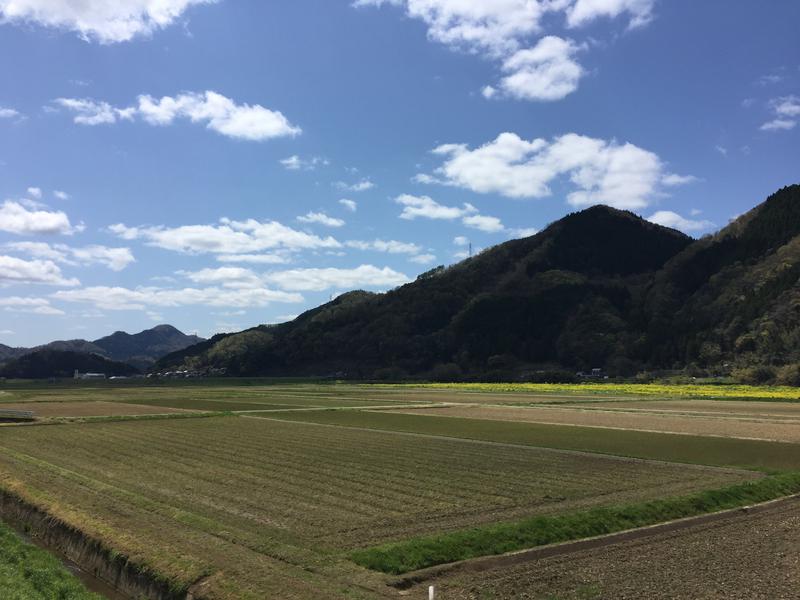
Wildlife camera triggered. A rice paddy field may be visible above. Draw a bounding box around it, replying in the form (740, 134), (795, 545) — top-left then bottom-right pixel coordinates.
(0, 379), (799, 599)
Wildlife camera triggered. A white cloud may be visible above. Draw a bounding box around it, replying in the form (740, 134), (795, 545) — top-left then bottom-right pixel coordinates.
(409, 253), (436, 264)
(26, 187), (42, 199)
(354, 1), (653, 102)
(0, 0), (216, 43)
(0, 296), (64, 315)
(216, 253), (290, 265)
(339, 198), (358, 212)
(54, 98), (134, 125)
(760, 119), (796, 132)
(492, 36), (584, 101)
(53, 190), (70, 200)
(178, 267), (263, 289)
(110, 218), (340, 254)
(280, 155), (328, 170)
(0, 107), (21, 119)
(6, 241), (135, 271)
(263, 264), (410, 292)
(453, 236), (469, 246)
(55, 91), (301, 141)
(54, 285), (302, 311)
(334, 179), (375, 192)
(297, 211), (345, 228)
(773, 95), (800, 117)
(0, 200), (82, 235)
(760, 95), (800, 132)
(0, 255), (79, 287)
(715, 145), (728, 157)
(462, 214), (505, 232)
(661, 173), (699, 186)
(395, 194), (506, 234)
(345, 239), (423, 254)
(566, 0), (655, 29)
(508, 226), (539, 238)
(396, 194), (476, 220)
(421, 132), (679, 210)
(647, 210), (715, 233)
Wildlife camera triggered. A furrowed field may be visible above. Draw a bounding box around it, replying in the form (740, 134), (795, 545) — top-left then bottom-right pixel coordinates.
(0, 380), (799, 599)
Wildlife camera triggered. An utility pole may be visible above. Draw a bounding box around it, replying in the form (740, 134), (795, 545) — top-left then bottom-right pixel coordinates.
(468, 242), (472, 258)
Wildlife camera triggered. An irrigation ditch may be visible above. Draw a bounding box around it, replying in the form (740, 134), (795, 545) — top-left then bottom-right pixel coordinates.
(0, 488), (184, 600)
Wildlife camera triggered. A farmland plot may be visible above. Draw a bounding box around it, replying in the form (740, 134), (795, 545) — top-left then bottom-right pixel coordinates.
(0, 415), (757, 599)
(390, 404), (800, 443)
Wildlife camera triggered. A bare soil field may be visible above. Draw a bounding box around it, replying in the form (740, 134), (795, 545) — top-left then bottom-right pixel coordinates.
(0, 401), (191, 418)
(432, 497), (800, 599)
(0, 415), (756, 598)
(392, 404), (800, 442)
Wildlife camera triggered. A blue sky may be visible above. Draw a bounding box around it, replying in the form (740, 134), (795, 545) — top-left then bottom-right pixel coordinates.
(0, 0), (798, 346)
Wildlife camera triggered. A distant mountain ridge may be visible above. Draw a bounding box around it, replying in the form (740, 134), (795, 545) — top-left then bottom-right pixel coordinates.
(0, 325), (204, 370)
(156, 184), (800, 381)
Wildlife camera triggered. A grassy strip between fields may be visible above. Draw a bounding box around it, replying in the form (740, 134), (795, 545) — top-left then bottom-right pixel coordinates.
(351, 472), (800, 575)
(0, 520), (101, 600)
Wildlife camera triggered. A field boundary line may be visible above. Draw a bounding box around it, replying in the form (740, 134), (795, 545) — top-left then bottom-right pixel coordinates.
(391, 493), (800, 592)
(240, 414), (758, 475)
(378, 407), (800, 444)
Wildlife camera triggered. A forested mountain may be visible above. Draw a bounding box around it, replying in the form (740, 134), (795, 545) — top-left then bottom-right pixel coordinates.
(0, 350), (139, 379)
(0, 325), (203, 370)
(157, 185), (800, 382)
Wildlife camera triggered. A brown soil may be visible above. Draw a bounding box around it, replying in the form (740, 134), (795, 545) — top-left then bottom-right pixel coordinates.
(432, 497), (800, 599)
(0, 401), (191, 418)
(392, 404), (800, 442)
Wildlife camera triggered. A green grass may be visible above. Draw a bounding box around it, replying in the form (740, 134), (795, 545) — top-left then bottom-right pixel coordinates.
(351, 471), (800, 574)
(0, 520), (101, 600)
(255, 410), (800, 472)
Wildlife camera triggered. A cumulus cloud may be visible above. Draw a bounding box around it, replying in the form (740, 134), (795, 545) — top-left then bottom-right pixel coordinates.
(54, 285), (303, 311)
(408, 253), (436, 265)
(508, 226), (540, 238)
(647, 210), (715, 233)
(0, 0), (216, 44)
(420, 131), (688, 210)
(462, 214), (505, 233)
(355, 1), (654, 102)
(178, 267), (263, 289)
(109, 218), (340, 255)
(215, 253), (290, 265)
(345, 239), (423, 254)
(334, 179), (375, 192)
(54, 91), (300, 141)
(54, 98), (135, 125)
(279, 155), (328, 171)
(0, 296), (64, 315)
(263, 264), (410, 292)
(54, 190), (70, 200)
(760, 95), (800, 132)
(0, 255), (79, 287)
(339, 198), (358, 212)
(26, 187), (42, 199)
(395, 194), (508, 234)
(6, 241), (135, 271)
(0, 200), (82, 235)
(297, 211), (345, 227)
(565, 0), (655, 29)
(0, 106), (21, 119)
(488, 36), (585, 101)
(396, 194), (477, 220)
